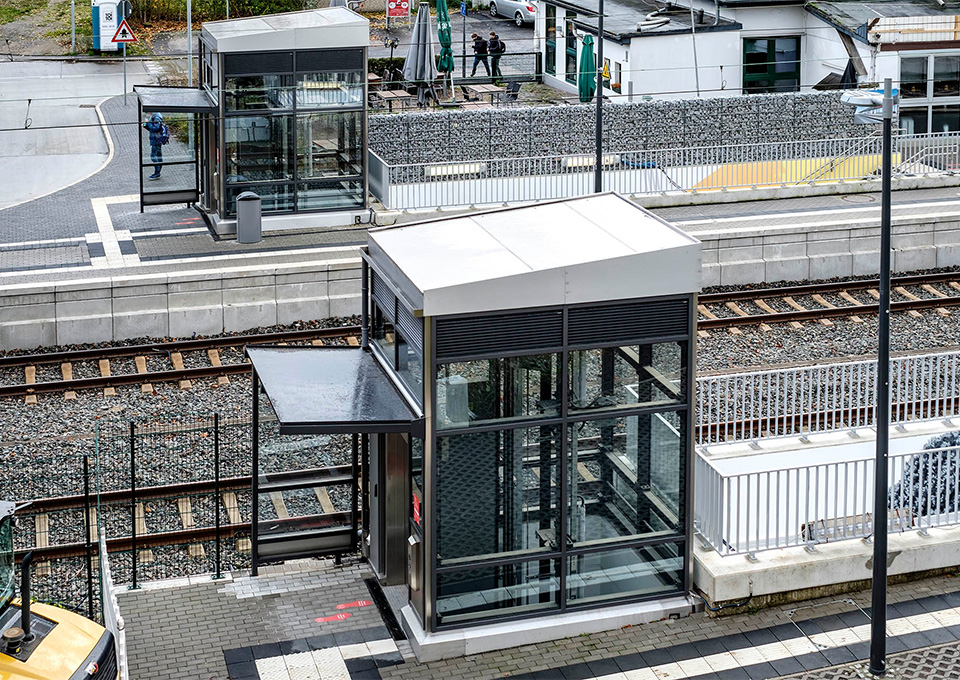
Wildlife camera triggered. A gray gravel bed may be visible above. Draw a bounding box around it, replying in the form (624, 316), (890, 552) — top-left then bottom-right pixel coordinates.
(697, 310), (960, 372)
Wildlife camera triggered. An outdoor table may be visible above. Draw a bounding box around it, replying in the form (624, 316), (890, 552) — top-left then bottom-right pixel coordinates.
(463, 83), (506, 105)
(371, 89), (415, 112)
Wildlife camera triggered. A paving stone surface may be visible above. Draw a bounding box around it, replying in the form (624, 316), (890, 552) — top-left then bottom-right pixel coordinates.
(118, 551), (960, 680)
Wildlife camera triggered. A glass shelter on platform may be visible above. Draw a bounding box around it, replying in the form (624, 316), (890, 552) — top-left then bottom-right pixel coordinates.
(134, 8), (369, 234)
(247, 194), (702, 659)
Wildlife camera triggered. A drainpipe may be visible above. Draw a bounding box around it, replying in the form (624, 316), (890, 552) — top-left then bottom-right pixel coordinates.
(713, 0), (719, 26)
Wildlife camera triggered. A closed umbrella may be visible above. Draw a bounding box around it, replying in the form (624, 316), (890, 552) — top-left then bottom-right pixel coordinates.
(578, 33), (596, 104)
(436, 0), (455, 74)
(402, 2), (439, 106)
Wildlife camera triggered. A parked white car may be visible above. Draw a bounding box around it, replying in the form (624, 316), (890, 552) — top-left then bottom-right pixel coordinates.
(489, 0), (536, 26)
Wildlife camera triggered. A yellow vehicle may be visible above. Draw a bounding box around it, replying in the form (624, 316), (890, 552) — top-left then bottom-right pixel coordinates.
(0, 500), (118, 679)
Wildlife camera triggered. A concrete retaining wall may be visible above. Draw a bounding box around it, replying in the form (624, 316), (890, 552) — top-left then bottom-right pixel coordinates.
(693, 194), (960, 287)
(370, 91), (875, 165)
(0, 258), (362, 351)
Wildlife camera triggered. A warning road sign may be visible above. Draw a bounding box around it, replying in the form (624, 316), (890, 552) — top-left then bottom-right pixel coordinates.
(112, 19), (137, 43)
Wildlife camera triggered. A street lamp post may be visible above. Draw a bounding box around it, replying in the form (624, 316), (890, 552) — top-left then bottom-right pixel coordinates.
(870, 76), (894, 677)
(839, 75), (895, 678)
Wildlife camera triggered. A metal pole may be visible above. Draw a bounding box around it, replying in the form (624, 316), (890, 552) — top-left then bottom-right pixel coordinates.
(594, 0), (603, 193)
(869, 76), (894, 677)
(130, 421), (139, 590)
(462, 8), (467, 79)
(226, 0), (229, 19)
(71, 0), (76, 52)
(187, 0), (193, 87)
(84, 455), (94, 620)
(251, 368), (260, 577)
(123, 43), (127, 105)
(214, 413), (222, 579)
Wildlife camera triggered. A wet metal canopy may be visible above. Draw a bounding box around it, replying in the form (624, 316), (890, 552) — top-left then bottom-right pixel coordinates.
(248, 346), (420, 434)
(134, 85), (217, 113)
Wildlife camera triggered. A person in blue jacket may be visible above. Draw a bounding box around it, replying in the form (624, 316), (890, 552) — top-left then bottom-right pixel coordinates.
(142, 112), (165, 179)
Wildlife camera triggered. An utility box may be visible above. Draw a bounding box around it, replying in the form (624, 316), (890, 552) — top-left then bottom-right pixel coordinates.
(236, 191), (262, 244)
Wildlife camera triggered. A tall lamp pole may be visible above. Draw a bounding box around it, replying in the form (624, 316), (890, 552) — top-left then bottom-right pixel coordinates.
(594, 0), (603, 192)
(870, 75), (894, 678)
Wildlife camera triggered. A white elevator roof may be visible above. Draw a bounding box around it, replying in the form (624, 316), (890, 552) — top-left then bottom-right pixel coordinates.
(368, 193), (702, 317)
(202, 8), (368, 53)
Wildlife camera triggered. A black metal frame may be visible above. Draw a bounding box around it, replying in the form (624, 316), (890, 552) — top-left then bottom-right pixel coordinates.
(216, 47), (369, 219)
(136, 92), (206, 211)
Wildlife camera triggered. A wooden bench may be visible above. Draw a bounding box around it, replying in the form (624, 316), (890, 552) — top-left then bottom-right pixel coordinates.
(562, 153), (621, 168)
(424, 162), (488, 178)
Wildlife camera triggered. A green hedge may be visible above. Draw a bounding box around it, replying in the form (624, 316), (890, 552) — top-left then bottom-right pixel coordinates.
(135, 0), (306, 23)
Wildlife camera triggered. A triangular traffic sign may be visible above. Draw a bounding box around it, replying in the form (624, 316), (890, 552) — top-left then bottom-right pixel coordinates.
(112, 19), (137, 43)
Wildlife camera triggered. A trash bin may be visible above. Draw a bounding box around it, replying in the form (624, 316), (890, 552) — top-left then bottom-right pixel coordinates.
(236, 191), (262, 244)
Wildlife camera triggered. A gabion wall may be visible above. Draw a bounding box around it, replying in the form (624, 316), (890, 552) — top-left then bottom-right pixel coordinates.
(369, 91), (876, 165)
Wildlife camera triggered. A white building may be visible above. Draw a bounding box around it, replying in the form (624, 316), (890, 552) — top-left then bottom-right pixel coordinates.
(536, 0), (960, 133)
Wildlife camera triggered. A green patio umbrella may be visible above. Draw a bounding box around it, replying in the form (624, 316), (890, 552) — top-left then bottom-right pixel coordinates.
(436, 0), (455, 74)
(578, 34), (596, 104)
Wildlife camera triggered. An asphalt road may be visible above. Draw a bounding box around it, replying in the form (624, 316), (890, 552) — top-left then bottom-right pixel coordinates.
(0, 60), (151, 211)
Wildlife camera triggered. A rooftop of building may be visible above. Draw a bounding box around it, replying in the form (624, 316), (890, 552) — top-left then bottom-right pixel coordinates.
(549, 0), (741, 41)
(201, 7), (368, 52)
(806, 0), (960, 41)
(368, 193), (701, 317)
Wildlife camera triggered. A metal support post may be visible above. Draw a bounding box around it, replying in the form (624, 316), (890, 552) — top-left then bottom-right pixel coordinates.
(869, 76), (894, 677)
(352, 433), (360, 549)
(123, 43), (127, 105)
(361, 259), (369, 349)
(594, 0), (603, 193)
(226, 0), (229, 19)
(130, 421), (139, 590)
(83, 455), (94, 619)
(462, 9), (467, 79)
(187, 0), (193, 87)
(214, 413), (223, 579)
(71, 0), (76, 52)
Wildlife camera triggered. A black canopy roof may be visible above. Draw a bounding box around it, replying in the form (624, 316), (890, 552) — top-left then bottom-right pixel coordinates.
(249, 346), (421, 435)
(134, 85), (217, 113)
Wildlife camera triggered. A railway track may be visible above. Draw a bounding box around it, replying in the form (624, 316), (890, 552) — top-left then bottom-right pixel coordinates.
(0, 326), (361, 401)
(698, 271), (960, 332)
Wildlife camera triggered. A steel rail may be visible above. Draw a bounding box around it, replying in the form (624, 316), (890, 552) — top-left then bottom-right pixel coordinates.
(698, 295), (960, 329)
(697, 271), (960, 304)
(0, 326), (361, 369)
(0, 326), (361, 398)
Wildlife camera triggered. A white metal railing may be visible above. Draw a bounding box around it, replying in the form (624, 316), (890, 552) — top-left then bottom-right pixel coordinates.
(369, 131), (960, 210)
(695, 440), (960, 556)
(695, 350), (960, 445)
(100, 536), (129, 680)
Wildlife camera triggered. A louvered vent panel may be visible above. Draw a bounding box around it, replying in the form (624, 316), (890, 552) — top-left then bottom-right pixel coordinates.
(436, 310), (562, 361)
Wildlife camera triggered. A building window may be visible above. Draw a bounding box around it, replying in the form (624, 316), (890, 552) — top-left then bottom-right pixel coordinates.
(545, 4), (556, 76)
(602, 57), (611, 90)
(565, 12), (578, 84)
(612, 61), (622, 94)
(742, 36), (799, 94)
(900, 54), (960, 135)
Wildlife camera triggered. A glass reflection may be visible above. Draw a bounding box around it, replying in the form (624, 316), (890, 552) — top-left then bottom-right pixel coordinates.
(436, 354), (560, 429)
(567, 544), (683, 605)
(437, 559), (560, 624)
(568, 343), (683, 413)
(224, 74), (294, 111)
(437, 425), (561, 563)
(567, 412), (683, 547)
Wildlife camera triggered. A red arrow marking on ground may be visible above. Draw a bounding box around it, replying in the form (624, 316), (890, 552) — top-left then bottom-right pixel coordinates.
(315, 612), (352, 623)
(336, 599), (373, 610)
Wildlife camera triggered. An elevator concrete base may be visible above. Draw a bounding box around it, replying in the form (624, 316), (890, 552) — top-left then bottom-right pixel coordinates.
(400, 595), (699, 662)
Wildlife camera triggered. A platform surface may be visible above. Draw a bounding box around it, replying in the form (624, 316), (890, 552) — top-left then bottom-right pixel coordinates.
(117, 554), (960, 680)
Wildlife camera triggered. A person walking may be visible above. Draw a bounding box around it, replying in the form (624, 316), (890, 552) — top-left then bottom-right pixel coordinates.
(488, 31), (504, 79)
(142, 112), (165, 180)
(470, 32), (490, 77)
